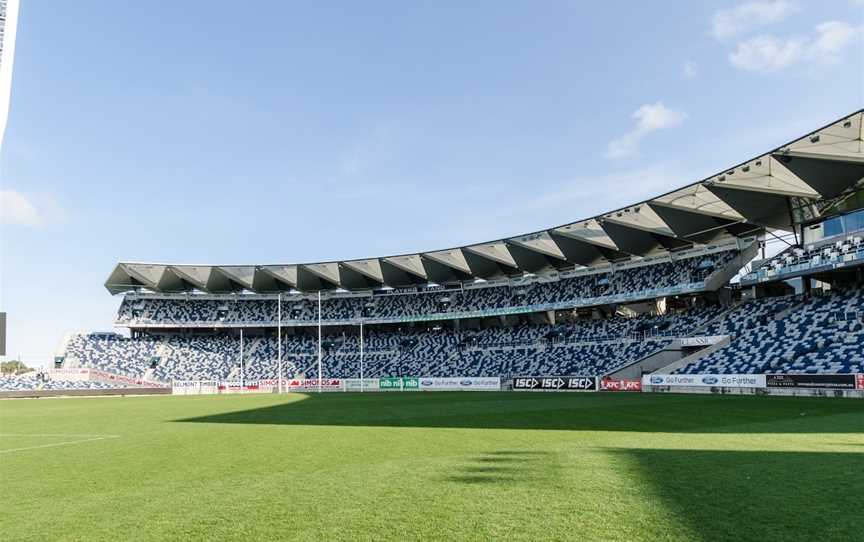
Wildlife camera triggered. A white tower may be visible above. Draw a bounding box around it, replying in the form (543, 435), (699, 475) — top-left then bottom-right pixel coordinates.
(0, 0), (21, 150)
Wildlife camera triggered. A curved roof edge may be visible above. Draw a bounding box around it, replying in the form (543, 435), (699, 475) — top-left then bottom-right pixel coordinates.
(107, 109), (864, 294)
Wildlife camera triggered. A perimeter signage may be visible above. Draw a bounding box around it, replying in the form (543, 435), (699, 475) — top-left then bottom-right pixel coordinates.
(343, 378), (380, 391)
(286, 379), (343, 391)
(600, 379), (642, 392)
(643, 374), (766, 388)
(512, 376), (597, 391)
(765, 374), (856, 390)
(379, 377), (419, 390)
(417, 377), (500, 391)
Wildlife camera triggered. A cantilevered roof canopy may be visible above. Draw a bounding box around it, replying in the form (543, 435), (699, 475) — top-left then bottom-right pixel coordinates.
(106, 110), (864, 294)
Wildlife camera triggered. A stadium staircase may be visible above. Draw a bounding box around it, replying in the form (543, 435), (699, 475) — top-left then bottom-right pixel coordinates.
(55, 333), (77, 366)
(605, 341), (685, 379)
(704, 242), (759, 291)
(155, 342), (171, 364)
(605, 305), (741, 378)
(647, 337), (732, 375)
(640, 295), (804, 375)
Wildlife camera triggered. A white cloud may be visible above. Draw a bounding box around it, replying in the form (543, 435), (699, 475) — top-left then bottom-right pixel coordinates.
(729, 34), (806, 71)
(711, 1), (798, 40)
(729, 21), (860, 72)
(0, 190), (64, 227)
(0, 190), (42, 226)
(605, 103), (687, 159)
(810, 21), (859, 65)
(682, 60), (698, 79)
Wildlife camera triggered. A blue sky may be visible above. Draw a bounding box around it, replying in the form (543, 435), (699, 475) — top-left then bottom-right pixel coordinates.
(1, 0), (862, 364)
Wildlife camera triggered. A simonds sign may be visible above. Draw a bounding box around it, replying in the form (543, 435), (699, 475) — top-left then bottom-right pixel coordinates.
(512, 376), (597, 391)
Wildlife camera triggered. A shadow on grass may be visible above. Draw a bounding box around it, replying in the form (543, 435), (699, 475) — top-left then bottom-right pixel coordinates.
(443, 450), (555, 485)
(614, 448), (864, 541)
(173, 392), (864, 434)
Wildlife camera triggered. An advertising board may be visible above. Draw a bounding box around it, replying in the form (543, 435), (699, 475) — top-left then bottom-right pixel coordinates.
(417, 377), (500, 391)
(286, 379), (344, 391)
(343, 378), (380, 391)
(600, 379), (642, 391)
(765, 374), (856, 390)
(512, 376), (597, 391)
(643, 374), (766, 388)
(379, 377), (419, 390)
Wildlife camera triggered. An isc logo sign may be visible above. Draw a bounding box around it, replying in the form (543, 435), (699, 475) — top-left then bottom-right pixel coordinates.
(512, 376), (597, 391)
(567, 378), (595, 390)
(513, 377), (540, 389)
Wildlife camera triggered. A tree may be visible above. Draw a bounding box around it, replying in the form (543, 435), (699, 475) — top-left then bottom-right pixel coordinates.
(0, 359), (30, 375)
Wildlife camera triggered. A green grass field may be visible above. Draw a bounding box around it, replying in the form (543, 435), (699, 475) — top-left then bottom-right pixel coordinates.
(1, 392), (862, 541)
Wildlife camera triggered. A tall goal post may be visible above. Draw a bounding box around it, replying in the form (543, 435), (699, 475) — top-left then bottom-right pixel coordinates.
(277, 293), (282, 393)
(317, 291), (322, 394)
(239, 328), (244, 387)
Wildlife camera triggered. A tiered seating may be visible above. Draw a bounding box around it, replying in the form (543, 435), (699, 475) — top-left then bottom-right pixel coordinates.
(677, 287), (864, 374)
(745, 235), (864, 283)
(0, 376), (130, 391)
(116, 249), (739, 326)
(65, 334), (162, 377)
(67, 305), (721, 381)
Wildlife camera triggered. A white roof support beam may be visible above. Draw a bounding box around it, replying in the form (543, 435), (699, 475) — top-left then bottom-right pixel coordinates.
(782, 111), (863, 162)
(302, 263), (342, 287)
(602, 204), (677, 238)
(260, 265), (298, 288)
(705, 155), (820, 199)
(465, 242), (518, 269)
(507, 232), (567, 260)
(423, 249), (472, 275)
(219, 266), (257, 290)
(383, 255), (428, 280)
(651, 184), (745, 221)
(342, 259), (385, 283)
(169, 266), (214, 290)
(553, 219), (621, 252)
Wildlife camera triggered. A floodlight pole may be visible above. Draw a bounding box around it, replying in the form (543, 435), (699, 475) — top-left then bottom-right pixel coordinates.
(277, 293), (282, 394)
(360, 320), (364, 392)
(317, 290), (323, 393)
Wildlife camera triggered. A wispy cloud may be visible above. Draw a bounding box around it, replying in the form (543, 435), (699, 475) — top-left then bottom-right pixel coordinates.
(682, 60), (698, 79)
(729, 21), (860, 72)
(711, 0), (798, 40)
(729, 34), (805, 71)
(0, 190), (64, 227)
(605, 103), (687, 160)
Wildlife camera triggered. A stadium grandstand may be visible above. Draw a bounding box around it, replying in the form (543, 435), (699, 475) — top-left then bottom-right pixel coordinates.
(32, 109), (864, 392)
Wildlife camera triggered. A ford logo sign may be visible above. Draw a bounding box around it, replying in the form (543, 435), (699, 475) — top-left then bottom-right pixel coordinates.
(460, 380), (472, 386)
(650, 376), (664, 384)
(702, 376), (718, 385)
(422, 380), (433, 386)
